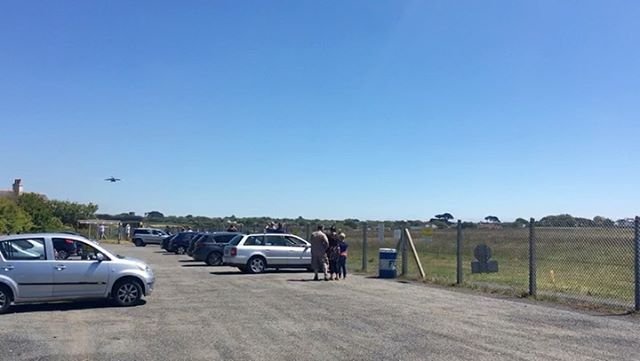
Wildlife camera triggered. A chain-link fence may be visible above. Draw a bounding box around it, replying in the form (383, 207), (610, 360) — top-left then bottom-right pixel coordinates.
(537, 225), (635, 309)
(341, 219), (639, 311)
(94, 216), (638, 310)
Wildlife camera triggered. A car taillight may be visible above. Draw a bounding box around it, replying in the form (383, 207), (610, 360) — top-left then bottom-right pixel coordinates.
(230, 247), (237, 257)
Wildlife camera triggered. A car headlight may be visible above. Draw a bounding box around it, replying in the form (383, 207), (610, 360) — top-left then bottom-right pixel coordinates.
(137, 264), (151, 272)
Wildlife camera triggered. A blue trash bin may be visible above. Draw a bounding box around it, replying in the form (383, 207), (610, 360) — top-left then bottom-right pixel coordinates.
(379, 248), (397, 278)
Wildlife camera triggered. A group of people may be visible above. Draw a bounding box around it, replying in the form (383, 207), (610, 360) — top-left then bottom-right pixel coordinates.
(309, 225), (348, 281)
(225, 222), (287, 233)
(264, 222), (286, 233)
(226, 223), (239, 232)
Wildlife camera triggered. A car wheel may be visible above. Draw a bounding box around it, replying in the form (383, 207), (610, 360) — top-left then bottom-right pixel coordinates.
(206, 252), (223, 266)
(175, 246), (186, 255)
(247, 256), (266, 274)
(112, 279), (142, 307)
(134, 239), (144, 247)
(57, 249), (69, 260)
(0, 285), (12, 314)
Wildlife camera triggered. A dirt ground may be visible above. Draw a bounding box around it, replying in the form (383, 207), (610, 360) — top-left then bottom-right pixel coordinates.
(1, 243), (638, 361)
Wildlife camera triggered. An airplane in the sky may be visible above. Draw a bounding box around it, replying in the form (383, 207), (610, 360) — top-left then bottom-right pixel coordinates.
(105, 177), (121, 183)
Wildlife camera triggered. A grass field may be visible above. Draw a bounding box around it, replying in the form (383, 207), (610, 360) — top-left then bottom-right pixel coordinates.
(338, 226), (635, 309)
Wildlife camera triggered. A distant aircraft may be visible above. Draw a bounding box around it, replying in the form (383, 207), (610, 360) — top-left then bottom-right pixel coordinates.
(105, 177), (121, 183)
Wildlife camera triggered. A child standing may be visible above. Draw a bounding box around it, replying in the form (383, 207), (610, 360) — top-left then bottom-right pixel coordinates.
(338, 232), (348, 280)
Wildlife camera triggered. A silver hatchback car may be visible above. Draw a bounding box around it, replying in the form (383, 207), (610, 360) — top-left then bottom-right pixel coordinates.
(0, 233), (154, 314)
(223, 233), (312, 273)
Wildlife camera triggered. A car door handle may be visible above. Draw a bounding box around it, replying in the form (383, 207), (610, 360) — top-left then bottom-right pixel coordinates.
(55, 265), (66, 271)
(2, 265), (14, 271)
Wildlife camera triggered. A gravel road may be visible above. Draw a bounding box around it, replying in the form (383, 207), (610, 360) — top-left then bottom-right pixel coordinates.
(1, 244), (638, 361)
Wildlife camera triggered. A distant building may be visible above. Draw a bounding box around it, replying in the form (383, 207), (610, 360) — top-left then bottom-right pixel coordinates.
(0, 179), (23, 199)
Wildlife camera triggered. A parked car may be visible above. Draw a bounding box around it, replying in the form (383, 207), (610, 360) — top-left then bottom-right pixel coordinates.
(166, 232), (199, 253)
(0, 233), (155, 314)
(222, 233), (311, 273)
(161, 234), (177, 251)
(185, 233), (206, 257)
(191, 232), (241, 266)
(172, 232), (206, 255)
(131, 228), (170, 247)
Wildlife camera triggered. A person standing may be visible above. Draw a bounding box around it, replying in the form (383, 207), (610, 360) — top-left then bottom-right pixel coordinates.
(309, 225), (329, 281)
(99, 224), (106, 240)
(125, 224), (131, 241)
(338, 232), (349, 280)
(326, 226), (340, 280)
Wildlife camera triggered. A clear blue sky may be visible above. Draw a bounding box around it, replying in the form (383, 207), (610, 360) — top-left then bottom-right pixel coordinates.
(1, 1), (638, 222)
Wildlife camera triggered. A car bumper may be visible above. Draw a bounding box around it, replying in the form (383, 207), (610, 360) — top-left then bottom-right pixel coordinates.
(223, 255), (248, 266)
(143, 273), (155, 296)
(146, 281), (155, 295)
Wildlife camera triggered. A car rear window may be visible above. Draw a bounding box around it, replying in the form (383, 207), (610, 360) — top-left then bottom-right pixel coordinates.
(191, 234), (204, 242)
(228, 234), (243, 246)
(176, 232), (194, 241)
(214, 234), (236, 243)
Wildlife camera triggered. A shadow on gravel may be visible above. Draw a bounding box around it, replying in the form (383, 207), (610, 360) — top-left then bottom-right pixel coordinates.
(210, 270), (310, 276)
(181, 264), (209, 268)
(592, 311), (636, 317)
(286, 279), (323, 282)
(210, 271), (244, 275)
(179, 260), (200, 263)
(8, 299), (147, 314)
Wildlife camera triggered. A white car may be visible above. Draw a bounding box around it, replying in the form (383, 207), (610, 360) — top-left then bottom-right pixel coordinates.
(223, 234), (311, 273)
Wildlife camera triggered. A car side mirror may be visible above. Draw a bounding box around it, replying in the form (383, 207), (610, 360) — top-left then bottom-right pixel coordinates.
(96, 253), (105, 262)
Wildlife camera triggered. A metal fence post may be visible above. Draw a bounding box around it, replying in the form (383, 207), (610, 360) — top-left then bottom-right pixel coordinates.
(401, 231), (408, 276)
(362, 223), (368, 272)
(456, 220), (463, 285)
(635, 216), (640, 311)
(529, 218), (537, 298)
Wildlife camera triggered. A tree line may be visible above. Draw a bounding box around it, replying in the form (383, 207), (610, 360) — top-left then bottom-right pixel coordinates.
(425, 213), (623, 229)
(0, 194), (98, 234)
(0, 193), (630, 235)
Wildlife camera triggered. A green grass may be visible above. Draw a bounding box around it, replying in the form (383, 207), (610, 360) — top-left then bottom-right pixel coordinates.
(339, 227), (635, 308)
